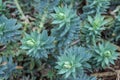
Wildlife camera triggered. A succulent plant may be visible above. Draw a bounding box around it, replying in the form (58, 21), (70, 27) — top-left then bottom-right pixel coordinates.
(92, 41), (119, 69)
(55, 46), (92, 79)
(51, 5), (80, 47)
(81, 0), (110, 19)
(51, 5), (80, 37)
(21, 30), (55, 59)
(0, 56), (17, 79)
(81, 13), (108, 45)
(0, 15), (21, 45)
(87, 0), (110, 13)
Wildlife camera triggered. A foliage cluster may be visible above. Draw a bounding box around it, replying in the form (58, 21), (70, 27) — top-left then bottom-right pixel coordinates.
(0, 0), (120, 80)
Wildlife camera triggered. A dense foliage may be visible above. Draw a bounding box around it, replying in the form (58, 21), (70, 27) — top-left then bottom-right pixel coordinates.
(91, 41), (119, 69)
(0, 0), (120, 80)
(55, 46), (91, 79)
(0, 15), (21, 45)
(21, 30), (55, 59)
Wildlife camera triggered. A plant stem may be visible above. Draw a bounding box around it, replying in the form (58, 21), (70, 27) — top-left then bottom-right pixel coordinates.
(38, 12), (47, 33)
(14, 0), (26, 19)
(14, 0), (29, 31)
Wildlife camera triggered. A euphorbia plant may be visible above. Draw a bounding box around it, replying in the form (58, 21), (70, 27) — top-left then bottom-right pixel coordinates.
(92, 41), (119, 69)
(81, 13), (108, 45)
(51, 5), (80, 37)
(51, 5), (80, 47)
(55, 46), (92, 79)
(81, 0), (110, 19)
(21, 30), (55, 59)
(0, 15), (21, 45)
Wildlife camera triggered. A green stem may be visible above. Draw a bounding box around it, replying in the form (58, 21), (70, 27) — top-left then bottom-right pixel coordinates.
(38, 11), (47, 33)
(14, 0), (26, 19)
(14, 0), (29, 31)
